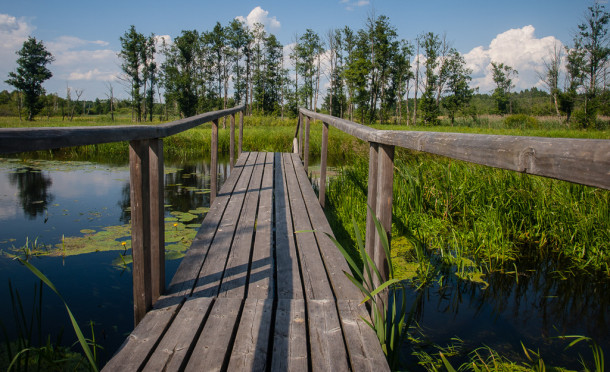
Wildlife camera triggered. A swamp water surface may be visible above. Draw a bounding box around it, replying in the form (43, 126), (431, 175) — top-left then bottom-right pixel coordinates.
(0, 157), (231, 365)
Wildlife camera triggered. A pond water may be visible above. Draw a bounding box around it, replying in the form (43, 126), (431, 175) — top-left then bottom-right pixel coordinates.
(0, 157), (231, 365)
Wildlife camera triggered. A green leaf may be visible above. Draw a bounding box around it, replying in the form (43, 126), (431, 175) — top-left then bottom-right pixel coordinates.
(360, 278), (401, 305)
(18, 259), (98, 371)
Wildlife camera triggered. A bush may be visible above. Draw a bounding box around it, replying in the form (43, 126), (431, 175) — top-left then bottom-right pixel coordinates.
(503, 114), (539, 129)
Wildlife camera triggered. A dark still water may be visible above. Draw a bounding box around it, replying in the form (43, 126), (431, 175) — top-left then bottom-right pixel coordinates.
(0, 157), (231, 366)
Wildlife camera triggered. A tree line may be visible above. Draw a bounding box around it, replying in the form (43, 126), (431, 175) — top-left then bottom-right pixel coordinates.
(4, 4), (610, 128)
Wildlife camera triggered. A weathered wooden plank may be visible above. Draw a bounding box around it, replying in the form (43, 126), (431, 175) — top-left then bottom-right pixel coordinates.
(300, 108), (375, 143)
(284, 153), (334, 300)
(374, 144), (394, 286)
(0, 106), (245, 154)
(210, 119), (219, 203)
(304, 115), (310, 172)
(129, 139), (152, 325)
(290, 153), (362, 300)
(165, 153), (250, 298)
(238, 110), (244, 157)
(274, 153), (304, 300)
(337, 300), (390, 372)
(271, 299), (308, 371)
(248, 152), (275, 298)
(184, 298), (243, 372)
(319, 121), (329, 208)
(101, 303), (180, 371)
(149, 138), (165, 304)
(230, 113), (236, 169)
(365, 142), (379, 278)
(142, 296), (214, 371)
(191, 152), (257, 298)
(219, 152), (264, 298)
(228, 299), (273, 371)
(308, 299), (350, 371)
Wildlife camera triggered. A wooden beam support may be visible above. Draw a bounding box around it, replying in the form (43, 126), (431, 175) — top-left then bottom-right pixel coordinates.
(129, 139), (152, 326)
(149, 138), (165, 304)
(211, 119), (218, 204)
(299, 112), (304, 159)
(365, 142), (379, 268)
(319, 121), (329, 208)
(230, 113), (236, 169)
(373, 144), (394, 286)
(304, 115), (310, 172)
(238, 110), (244, 157)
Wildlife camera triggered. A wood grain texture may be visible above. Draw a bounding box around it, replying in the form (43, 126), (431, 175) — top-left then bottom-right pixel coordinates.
(184, 298), (243, 372)
(129, 139), (152, 325)
(319, 121), (329, 208)
(284, 153), (334, 300)
(308, 299), (350, 371)
(101, 303), (179, 371)
(290, 153), (362, 300)
(228, 299), (273, 371)
(142, 296), (214, 371)
(0, 105), (245, 154)
(149, 138), (165, 304)
(274, 153), (304, 300)
(271, 299), (308, 371)
(248, 152), (275, 298)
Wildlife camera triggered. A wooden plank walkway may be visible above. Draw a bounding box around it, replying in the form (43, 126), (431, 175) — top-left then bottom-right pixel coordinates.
(103, 152), (389, 371)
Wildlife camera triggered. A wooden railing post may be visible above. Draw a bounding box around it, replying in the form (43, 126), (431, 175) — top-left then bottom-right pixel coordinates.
(129, 139), (152, 326)
(238, 110), (244, 157)
(211, 119), (218, 204)
(299, 112), (303, 159)
(373, 144), (394, 286)
(304, 115), (310, 172)
(365, 142), (379, 266)
(319, 121), (329, 208)
(149, 138), (165, 304)
(230, 113), (236, 169)
(293, 115), (301, 154)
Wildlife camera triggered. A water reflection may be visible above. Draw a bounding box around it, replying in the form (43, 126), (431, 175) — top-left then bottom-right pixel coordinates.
(8, 167), (54, 219)
(404, 251), (610, 368)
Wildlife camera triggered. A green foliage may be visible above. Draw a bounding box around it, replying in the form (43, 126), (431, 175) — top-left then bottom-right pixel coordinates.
(5, 37), (54, 121)
(503, 114), (539, 129)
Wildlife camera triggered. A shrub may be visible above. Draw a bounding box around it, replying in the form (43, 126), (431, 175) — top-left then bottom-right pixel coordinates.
(503, 114), (539, 129)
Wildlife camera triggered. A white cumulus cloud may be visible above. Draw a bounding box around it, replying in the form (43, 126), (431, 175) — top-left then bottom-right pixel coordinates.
(0, 14), (35, 88)
(464, 25), (563, 92)
(236, 6), (280, 31)
(340, 0), (370, 11)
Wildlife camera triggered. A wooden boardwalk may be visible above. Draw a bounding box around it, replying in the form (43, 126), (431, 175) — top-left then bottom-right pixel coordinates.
(103, 152), (389, 371)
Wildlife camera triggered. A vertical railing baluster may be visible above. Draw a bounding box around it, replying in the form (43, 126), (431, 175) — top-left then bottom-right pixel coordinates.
(299, 112), (304, 159)
(365, 142), (379, 267)
(129, 139), (152, 326)
(319, 121), (329, 208)
(230, 113), (235, 169)
(373, 144), (394, 286)
(304, 115), (310, 172)
(149, 138), (165, 304)
(211, 119), (218, 204)
(238, 109), (244, 157)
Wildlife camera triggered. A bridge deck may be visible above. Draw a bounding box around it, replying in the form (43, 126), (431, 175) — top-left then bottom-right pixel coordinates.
(103, 152), (389, 371)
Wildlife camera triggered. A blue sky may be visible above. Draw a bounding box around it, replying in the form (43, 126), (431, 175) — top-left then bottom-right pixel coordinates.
(0, 0), (592, 100)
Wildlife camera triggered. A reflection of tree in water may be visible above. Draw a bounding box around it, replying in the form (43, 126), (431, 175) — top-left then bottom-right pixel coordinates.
(117, 162), (226, 224)
(8, 167), (54, 220)
(408, 251), (610, 346)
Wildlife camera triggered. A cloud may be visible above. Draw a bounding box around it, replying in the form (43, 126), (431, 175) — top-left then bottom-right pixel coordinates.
(340, 0), (369, 11)
(236, 6), (280, 31)
(463, 25), (563, 92)
(0, 14), (35, 87)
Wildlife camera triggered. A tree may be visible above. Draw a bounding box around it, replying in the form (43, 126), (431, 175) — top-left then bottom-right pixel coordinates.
(538, 43), (562, 116)
(491, 61), (518, 115)
(5, 37), (54, 121)
(419, 32), (441, 125)
(442, 50), (474, 125)
(570, 2), (610, 126)
(119, 25), (146, 121)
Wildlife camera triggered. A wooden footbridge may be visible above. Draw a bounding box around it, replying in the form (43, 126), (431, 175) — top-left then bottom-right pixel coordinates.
(1, 105), (608, 371)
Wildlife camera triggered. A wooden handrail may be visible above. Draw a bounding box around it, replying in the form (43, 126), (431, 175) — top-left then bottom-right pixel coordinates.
(0, 105), (246, 326)
(0, 105), (245, 154)
(297, 107), (610, 289)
